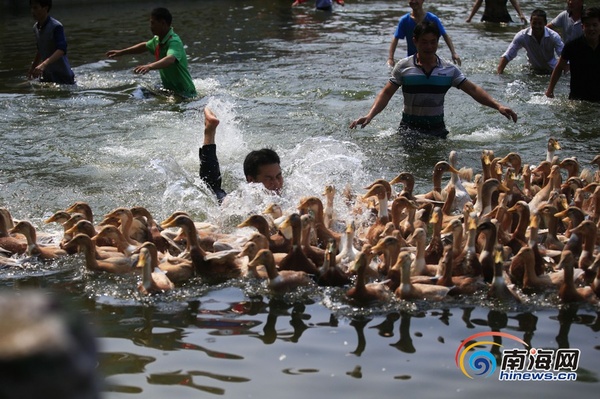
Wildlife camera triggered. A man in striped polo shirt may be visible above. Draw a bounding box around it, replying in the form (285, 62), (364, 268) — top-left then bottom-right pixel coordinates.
(350, 20), (517, 138)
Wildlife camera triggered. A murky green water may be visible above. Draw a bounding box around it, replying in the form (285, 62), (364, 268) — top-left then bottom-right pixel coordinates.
(1, 1), (599, 398)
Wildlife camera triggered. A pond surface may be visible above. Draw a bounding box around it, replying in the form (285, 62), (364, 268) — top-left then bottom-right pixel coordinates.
(0, 0), (599, 398)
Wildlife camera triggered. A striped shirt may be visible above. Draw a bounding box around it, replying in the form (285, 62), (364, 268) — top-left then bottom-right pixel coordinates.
(390, 55), (466, 129)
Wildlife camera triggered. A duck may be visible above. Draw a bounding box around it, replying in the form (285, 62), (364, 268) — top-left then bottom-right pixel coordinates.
(322, 185), (336, 229)
(537, 203), (565, 251)
(0, 210), (27, 256)
(436, 245), (486, 296)
(93, 225), (138, 257)
(362, 183), (390, 246)
(546, 137), (561, 162)
(346, 245), (391, 306)
(65, 220), (124, 260)
(317, 239), (351, 287)
(425, 206), (444, 265)
(249, 249), (312, 294)
(63, 234), (136, 273)
(237, 214), (291, 254)
(395, 250), (452, 301)
(528, 165), (562, 213)
(504, 200), (529, 256)
(239, 241), (268, 279)
(102, 207), (145, 247)
(137, 246), (175, 295)
(389, 171), (417, 201)
(8, 220), (67, 260)
(444, 150), (473, 213)
(559, 157), (580, 179)
(297, 196), (341, 248)
(407, 227), (437, 276)
(64, 201), (96, 224)
(371, 235), (403, 276)
(390, 196), (418, 239)
(487, 248), (522, 303)
(130, 206), (171, 253)
(263, 203), (286, 235)
(162, 214), (242, 282)
(474, 178), (509, 218)
(568, 219), (597, 273)
(476, 219), (498, 283)
(418, 161), (460, 203)
(591, 253), (600, 298)
(277, 213), (319, 275)
(558, 250), (598, 304)
(336, 220), (361, 268)
(137, 241), (194, 284)
(299, 213), (326, 266)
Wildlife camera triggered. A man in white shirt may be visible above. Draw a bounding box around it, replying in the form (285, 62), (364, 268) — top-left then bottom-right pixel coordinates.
(497, 9), (564, 74)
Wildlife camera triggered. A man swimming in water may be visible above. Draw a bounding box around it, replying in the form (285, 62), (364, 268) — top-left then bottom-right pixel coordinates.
(199, 108), (283, 202)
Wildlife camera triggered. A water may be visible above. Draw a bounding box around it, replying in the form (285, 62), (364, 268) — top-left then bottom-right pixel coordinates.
(0, 0), (599, 397)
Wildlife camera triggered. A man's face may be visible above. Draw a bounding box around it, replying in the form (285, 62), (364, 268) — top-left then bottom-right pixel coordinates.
(530, 16), (546, 36)
(30, 3), (48, 23)
(248, 163), (283, 193)
(150, 17), (168, 37)
(414, 32), (439, 56)
(583, 17), (600, 41)
(408, 0), (424, 11)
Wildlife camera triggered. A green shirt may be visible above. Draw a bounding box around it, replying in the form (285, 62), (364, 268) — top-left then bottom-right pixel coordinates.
(146, 28), (197, 98)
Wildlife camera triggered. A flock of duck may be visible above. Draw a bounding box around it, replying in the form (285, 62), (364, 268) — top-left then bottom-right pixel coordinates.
(1, 138), (600, 308)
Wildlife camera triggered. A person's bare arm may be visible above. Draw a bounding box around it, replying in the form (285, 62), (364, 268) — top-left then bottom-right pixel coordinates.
(349, 81), (400, 128)
(442, 34), (461, 66)
(106, 42), (147, 58)
(545, 57), (568, 98)
(133, 54), (177, 74)
(459, 80), (518, 122)
(466, 0), (483, 22)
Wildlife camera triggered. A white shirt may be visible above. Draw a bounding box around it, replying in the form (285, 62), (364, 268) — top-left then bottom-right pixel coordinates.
(501, 27), (564, 72)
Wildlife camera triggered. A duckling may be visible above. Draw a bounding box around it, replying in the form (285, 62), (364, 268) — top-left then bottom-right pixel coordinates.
(487, 248), (522, 303)
(162, 214), (242, 282)
(558, 250), (598, 304)
(318, 239), (351, 287)
(395, 250), (451, 301)
(297, 196), (341, 248)
(63, 234), (135, 273)
(249, 249), (312, 294)
(277, 213), (318, 275)
(8, 220), (67, 260)
(346, 245), (391, 306)
(137, 246), (175, 295)
(238, 214), (291, 254)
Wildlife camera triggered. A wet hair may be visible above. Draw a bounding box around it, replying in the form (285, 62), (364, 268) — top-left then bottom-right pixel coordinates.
(531, 9), (547, 24)
(151, 7), (172, 25)
(30, 0), (52, 10)
(243, 148), (281, 180)
(413, 19), (441, 40)
(582, 6), (600, 23)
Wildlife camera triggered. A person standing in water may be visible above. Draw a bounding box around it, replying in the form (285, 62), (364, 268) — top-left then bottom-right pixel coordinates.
(350, 20), (517, 139)
(545, 7), (600, 102)
(547, 0), (584, 44)
(388, 0), (461, 67)
(466, 0), (527, 24)
(28, 0), (75, 84)
(497, 9), (564, 75)
(106, 7), (197, 98)
(292, 0), (344, 12)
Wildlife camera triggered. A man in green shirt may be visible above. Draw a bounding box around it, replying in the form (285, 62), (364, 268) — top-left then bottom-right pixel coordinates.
(106, 7), (197, 98)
